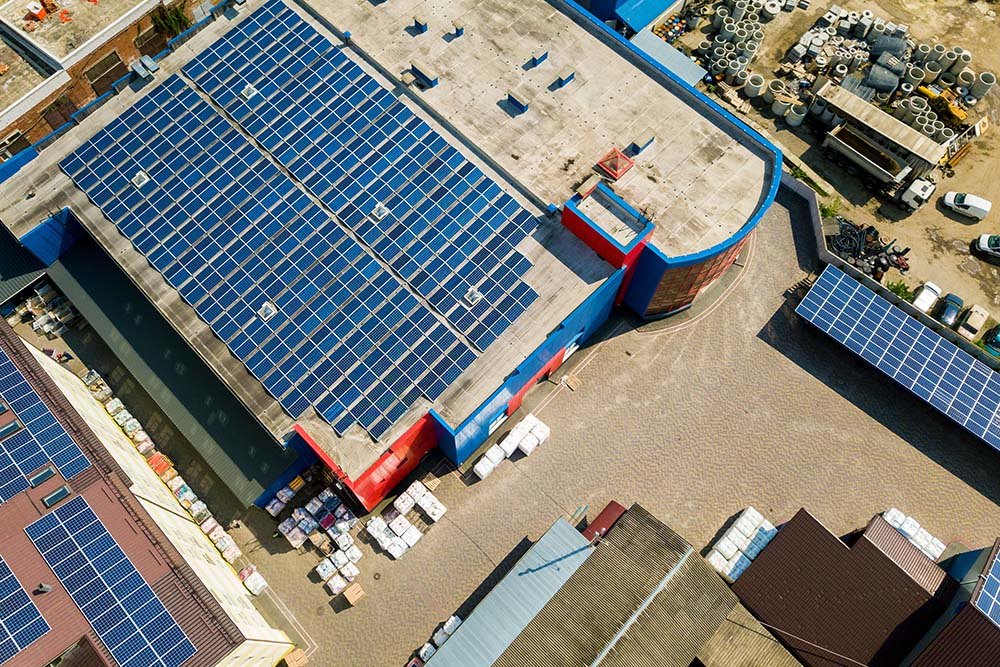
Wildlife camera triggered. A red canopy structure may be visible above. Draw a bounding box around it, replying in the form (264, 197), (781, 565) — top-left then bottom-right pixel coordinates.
(596, 147), (634, 180)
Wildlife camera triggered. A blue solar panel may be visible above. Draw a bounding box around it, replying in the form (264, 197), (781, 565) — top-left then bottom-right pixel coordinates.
(796, 265), (1000, 451)
(0, 553), (49, 663)
(975, 549), (1000, 627)
(0, 348), (90, 503)
(25, 497), (196, 667)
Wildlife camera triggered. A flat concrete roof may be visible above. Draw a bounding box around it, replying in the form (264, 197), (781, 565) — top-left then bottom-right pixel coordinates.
(0, 0), (613, 478)
(306, 0), (772, 258)
(0, 36), (47, 111)
(0, 0), (150, 61)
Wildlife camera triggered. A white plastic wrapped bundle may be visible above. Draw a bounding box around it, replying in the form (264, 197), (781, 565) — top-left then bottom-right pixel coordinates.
(725, 526), (750, 551)
(705, 550), (729, 574)
(899, 516), (920, 539)
(215, 534), (234, 552)
(390, 514), (411, 536)
(335, 533), (354, 551)
(418, 643), (437, 661)
(393, 492), (415, 514)
(333, 520), (350, 535)
(387, 537), (408, 559)
(728, 552), (753, 581)
(927, 537), (946, 560)
(758, 519), (778, 540)
(331, 550), (349, 568)
(498, 433), (520, 457)
(339, 562), (360, 582)
(123, 419), (142, 436)
(315, 558), (337, 580)
(425, 500), (446, 522)
(201, 517), (220, 535)
(416, 492), (438, 512)
(432, 627), (451, 648)
(518, 434), (539, 456)
(243, 572), (268, 595)
(734, 515), (758, 538)
(222, 544), (241, 563)
(740, 506), (764, 527)
(713, 535), (738, 560)
(406, 480), (428, 501)
(913, 528), (932, 550)
(473, 458), (495, 480)
(402, 524), (422, 547)
(883, 507), (906, 528)
(345, 545), (363, 563)
(366, 516), (388, 537)
(743, 540), (763, 560)
(131, 429), (151, 444)
(104, 398), (124, 416)
(484, 444), (505, 465)
(443, 615), (462, 635)
(305, 497), (323, 516)
(265, 498), (286, 517)
(325, 574), (347, 595)
(114, 410), (133, 427)
(529, 422), (550, 444)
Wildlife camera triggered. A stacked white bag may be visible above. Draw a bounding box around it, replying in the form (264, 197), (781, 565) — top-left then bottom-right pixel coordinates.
(882, 507), (947, 561)
(705, 506), (779, 584)
(473, 413), (550, 479)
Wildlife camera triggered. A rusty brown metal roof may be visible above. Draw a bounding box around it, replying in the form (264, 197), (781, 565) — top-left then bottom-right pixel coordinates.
(908, 599), (1000, 667)
(732, 508), (957, 667)
(493, 504), (738, 667)
(862, 515), (949, 595)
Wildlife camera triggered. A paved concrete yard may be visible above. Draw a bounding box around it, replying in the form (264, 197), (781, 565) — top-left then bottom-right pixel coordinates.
(226, 190), (1000, 666)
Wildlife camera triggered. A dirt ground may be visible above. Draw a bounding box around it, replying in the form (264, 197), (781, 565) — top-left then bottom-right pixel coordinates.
(679, 0), (1000, 317)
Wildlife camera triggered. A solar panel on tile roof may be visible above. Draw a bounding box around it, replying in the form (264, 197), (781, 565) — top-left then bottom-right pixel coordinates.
(0, 348), (89, 501)
(0, 553), (49, 663)
(25, 496), (196, 667)
(796, 265), (1000, 451)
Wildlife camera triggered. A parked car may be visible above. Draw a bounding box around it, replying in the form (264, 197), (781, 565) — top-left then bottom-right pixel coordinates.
(977, 234), (1000, 260)
(982, 326), (1000, 357)
(957, 304), (990, 341)
(943, 192), (992, 220)
(911, 282), (942, 313)
(935, 293), (964, 327)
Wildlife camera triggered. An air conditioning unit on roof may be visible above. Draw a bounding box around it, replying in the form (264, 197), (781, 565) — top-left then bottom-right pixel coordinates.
(258, 301), (278, 321)
(464, 287), (483, 307)
(242, 84), (259, 100)
(371, 203), (390, 221)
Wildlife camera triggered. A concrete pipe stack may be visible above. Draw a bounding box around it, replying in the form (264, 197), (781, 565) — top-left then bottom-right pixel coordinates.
(958, 69), (976, 88)
(763, 79), (785, 104)
(714, 6), (730, 29)
(939, 72), (957, 87)
(951, 51), (972, 74)
(893, 99), (909, 120)
(810, 96), (827, 115)
(972, 72), (996, 99)
(915, 43), (931, 62)
(771, 97), (791, 117)
(931, 43), (947, 61)
(760, 1), (780, 20)
(786, 104), (807, 126)
(721, 19), (736, 41)
(899, 82), (914, 97)
(904, 67), (924, 87)
(924, 61), (942, 82)
(937, 127), (955, 144)
(940, 50), (958, 73)
(744, 73), (765, 97)
(735, 70), (749, 87)
(833, 63), (848, 78)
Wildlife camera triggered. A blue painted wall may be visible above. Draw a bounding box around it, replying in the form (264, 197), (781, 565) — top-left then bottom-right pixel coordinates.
(19, 208), (85, 266)
(252, 432), (319, 507)
(434, 268), (625, 464)
(0, 148), (38, 187)
(588, 0), (630, 22)
(623, 244), (669, 315)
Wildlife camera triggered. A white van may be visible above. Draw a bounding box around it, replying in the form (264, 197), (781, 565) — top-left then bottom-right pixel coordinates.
(943, 192), (992, 221)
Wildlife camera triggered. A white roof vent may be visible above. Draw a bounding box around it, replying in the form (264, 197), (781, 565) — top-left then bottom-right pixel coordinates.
(242, 84), (259, 100)
(131, 170), (150, 188)
(464, 287), (484, 306)
(258, 301), (278, 321)
(371, 202), (390, 221)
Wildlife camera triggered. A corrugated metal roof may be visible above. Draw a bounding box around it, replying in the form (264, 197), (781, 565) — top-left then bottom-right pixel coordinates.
(817, 82), (947, 165)
(616, 0), (672, 33)
(908, 597), (1000, 666)
(733, 509), (957, 667)
(862, 515), (948, 595)
(0, 224), (43, 306)
(630, 29), (707, 88)
(696, 604), (804, 667)
(425, 518), (592, 667)
(493, 504), (737, 667)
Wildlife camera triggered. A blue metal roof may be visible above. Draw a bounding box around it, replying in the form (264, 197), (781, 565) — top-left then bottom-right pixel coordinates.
(629, 29), (706, 88)
(426, 518), (592, 666)
(615, 0), (672, 33)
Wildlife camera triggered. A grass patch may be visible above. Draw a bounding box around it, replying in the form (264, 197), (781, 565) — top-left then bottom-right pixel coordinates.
(788, 165), (830, 198)
(885, 280), (913, 302)
(819, 197), (842, 219)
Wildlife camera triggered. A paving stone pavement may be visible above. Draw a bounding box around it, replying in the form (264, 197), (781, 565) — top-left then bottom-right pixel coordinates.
(224, 194), (1000, 667)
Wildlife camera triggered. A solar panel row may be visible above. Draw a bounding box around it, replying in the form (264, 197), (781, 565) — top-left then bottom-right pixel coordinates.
(796, 265), (1000, 451)
(976, 549), (1000, 628)
(182, 0), (538, 350)
(25, 496), (195, 667)
(0, 348), (90, 502)
(0, 554), (49, 664)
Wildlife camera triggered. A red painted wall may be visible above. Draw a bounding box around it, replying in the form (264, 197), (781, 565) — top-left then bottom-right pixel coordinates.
(561, 206), (628, 267)
(294, 414), (439, 511)
(507, 348), (565, 415)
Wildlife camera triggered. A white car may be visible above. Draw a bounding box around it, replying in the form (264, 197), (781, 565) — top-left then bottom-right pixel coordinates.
(957, 304), (990, 341)
(911, 282), (942, 313)
(978, 234), (1000, 260)
(943, 192), (992, 220)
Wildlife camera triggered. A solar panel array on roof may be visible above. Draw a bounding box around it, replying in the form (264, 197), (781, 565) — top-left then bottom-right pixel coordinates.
(0, 348), (89, 501)
(25, 496), (195, 667)
(182, 0), (538, 350)
(796, 265), (1000, 451)
(60, 0), (542, 441)
(0, 553), (49, 664)
(975, 550), (1000, 628)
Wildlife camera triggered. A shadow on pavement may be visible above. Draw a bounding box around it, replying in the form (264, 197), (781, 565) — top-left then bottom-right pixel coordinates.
(757, 295), (1000, 508)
